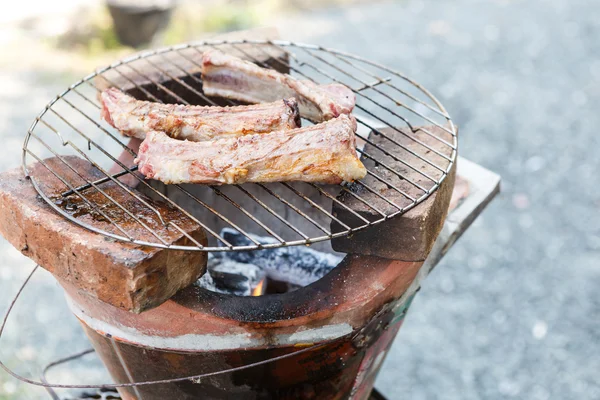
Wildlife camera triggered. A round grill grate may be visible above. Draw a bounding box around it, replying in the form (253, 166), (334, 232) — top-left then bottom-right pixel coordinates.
(22, 40), (457, 251)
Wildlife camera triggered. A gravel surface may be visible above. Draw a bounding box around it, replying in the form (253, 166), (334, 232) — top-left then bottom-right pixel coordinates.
(1, 0), (599, 398)
(273, 1), (600, 398)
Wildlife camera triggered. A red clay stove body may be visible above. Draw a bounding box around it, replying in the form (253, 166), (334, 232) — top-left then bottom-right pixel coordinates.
(62, 254), (423, 400)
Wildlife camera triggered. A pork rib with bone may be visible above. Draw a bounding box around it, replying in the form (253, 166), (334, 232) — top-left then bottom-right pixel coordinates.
(134, 114), (366, 185)
(100, 87), (300, 141)
(201, 49), (355, 122)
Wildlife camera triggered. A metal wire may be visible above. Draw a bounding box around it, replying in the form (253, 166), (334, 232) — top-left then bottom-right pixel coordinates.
(22, 40), (457, 251)
(1, 264), (406, 396)
(0, 265), (347, 390)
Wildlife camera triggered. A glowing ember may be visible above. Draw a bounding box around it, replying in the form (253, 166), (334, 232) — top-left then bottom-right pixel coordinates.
(251, 278), (266, 296)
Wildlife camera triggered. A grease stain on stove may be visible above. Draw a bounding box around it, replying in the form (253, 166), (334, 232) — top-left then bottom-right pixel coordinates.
(54, 196), (98, 220)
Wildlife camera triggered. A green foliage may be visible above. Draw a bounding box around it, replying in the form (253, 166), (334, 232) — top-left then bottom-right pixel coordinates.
(201, 3), (258, 33)
(88, 22), (123, 54)
(162, 2), (261, 46)
(51, 6), (127, 55)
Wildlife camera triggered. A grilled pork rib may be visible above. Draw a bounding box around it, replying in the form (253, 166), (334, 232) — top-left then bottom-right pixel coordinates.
(100, 88), (301, 141)
(135, 114), (366, 185)
(201, 50), (355, 122)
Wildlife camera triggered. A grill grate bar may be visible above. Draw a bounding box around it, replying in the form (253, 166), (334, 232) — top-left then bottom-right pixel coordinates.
(255, 43), (453, 164)
(104, 65), (164, 103)
(157, 52), (233, 107)
(355, 125), (439, 184)
(223, 42), (438, 197)
(168, 42), (435, 206)
(355, 77), (392, 92)
(357, 148), (429, 192)
(354, 106), (452, 166)
(49, 84), (236, 248)
(352, 179), (405, 211)
(64, 89), (133, 154)
(165, 183), (260, 248)
(166, 221), (206, 249)
(211, 185), (286, 244)
(281, 182), (351, 231)
(61, 166), (138, 197)
(24, 146), (134, 241)
(34, 118), (172, 244)
(329, 51), (450, 119)
(256, 183), (332, 236)
(86, 68), (291, 248)
(307, 182), (371, 224)
(356, 147), (429, 193)
(339, 185), (387, 217)
(172, 49), (243, 109)
(132, 58), (335, 244)
(364, 169), (416, 202)
(297, 47), (416, 131)
(123, 63), (189, 104)
(243, 43), (452, 172)
(302, 47), (456, 143)
(142, 56), (219, 107)
(234, 185), (310, 241)
(356, 117), (445, 178)
(44, 102), (168, 215)
(22, 40), (456, 251)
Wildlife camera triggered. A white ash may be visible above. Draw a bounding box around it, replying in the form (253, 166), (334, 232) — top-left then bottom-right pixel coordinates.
(196, 229), (343, 295)
(208, 257), (266, 296)
(195, 269), (225, 293)
(208, 256), (264, 283)
(196, 256), (265, 296)
(213, 228), (343, 287)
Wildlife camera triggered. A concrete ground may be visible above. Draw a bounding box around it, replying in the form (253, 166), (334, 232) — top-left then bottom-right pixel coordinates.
(0, 0), (599, 398)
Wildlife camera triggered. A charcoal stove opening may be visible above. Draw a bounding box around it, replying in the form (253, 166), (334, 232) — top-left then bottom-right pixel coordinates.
(195, 228), (344, 296)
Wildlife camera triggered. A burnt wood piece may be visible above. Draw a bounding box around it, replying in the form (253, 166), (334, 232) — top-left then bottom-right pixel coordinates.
(0, 156), (207, 313)
(95, 27), (290, 106)
(331, 125), (457, 261)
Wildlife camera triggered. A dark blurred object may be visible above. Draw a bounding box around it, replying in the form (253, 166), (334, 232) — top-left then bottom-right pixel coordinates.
(66, 387), (121, 399)
(64, 385), (388, 399)
(106, 0), (175, 47)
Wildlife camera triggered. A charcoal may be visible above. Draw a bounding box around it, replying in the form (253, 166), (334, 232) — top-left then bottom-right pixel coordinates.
(214, 228), (343, 287)
(196, 272), (221, 292)
(196, 256), (265, 296)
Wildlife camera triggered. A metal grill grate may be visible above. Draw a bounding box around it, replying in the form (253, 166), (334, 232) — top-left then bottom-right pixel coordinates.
(22, 40), (457, 251)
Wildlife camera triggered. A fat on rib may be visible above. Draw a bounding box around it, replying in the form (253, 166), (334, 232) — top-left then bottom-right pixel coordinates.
(201, 50), (355, 122)
(135, 114), (366, 185)
(100, 88), (301, 141)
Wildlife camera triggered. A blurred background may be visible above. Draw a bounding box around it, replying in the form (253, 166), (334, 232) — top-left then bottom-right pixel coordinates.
(0, 0), (599, 398)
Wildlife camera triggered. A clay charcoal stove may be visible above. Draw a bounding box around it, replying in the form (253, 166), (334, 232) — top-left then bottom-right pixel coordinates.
(0, 38), (459, 400)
